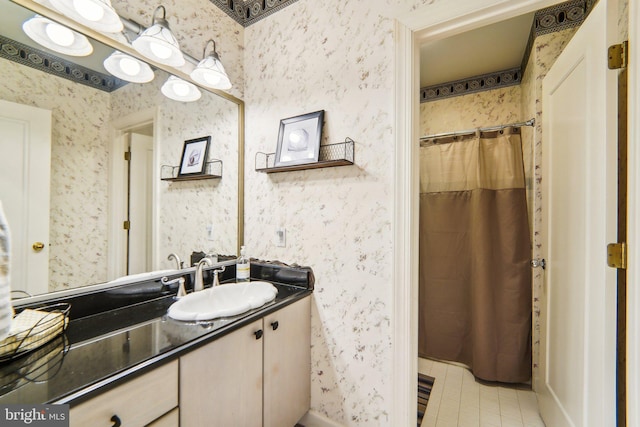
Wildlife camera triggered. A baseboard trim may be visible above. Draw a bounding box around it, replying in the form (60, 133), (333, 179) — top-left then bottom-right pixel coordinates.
(298, 410), (345, 427)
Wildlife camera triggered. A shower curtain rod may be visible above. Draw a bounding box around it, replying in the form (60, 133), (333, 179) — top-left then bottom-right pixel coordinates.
(419, 118), (535, 142)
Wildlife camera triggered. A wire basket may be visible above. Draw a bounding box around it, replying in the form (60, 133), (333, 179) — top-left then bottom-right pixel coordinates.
(0, 303), (70, 363)
(255, 137), (355, 172)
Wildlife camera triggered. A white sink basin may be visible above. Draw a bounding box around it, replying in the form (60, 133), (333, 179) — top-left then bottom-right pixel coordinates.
(167, 281), (278, 321)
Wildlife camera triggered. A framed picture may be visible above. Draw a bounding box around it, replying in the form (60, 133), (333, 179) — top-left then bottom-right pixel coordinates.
(274, 110), (324, 167)
(178, 136), (211, 177)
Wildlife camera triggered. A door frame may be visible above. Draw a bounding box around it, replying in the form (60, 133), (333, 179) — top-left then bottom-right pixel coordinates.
(626, 2), (639, 425)
(108, 108), (160, 280)
(391, 0), (637, 425)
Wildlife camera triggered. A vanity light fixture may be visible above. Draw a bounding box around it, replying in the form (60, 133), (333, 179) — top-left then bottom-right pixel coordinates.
(22, 15), (93, 56)
(190, 39), (232, 90)
(132, 6), (184, 67)
(161, 75), (201, 102)
(103, 51), (154, 83)
(48, 0), (123, 33)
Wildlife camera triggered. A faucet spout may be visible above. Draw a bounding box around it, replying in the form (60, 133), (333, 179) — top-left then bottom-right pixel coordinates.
(168, 253), (183, 269)
(194, 257), (213, 292)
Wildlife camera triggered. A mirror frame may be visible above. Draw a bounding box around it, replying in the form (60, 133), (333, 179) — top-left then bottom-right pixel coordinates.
(8, 0), (245, 298)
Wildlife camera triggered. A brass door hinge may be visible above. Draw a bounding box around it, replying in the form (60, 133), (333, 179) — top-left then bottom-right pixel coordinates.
(124, 151), (131, 161)
(607, 242), (627, 269)
(123, 220), (130, 230)
(608, 41), (628, 69)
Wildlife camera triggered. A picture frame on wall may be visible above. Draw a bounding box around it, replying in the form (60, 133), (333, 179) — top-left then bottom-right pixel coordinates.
(178, 136), (211, 177)
(274, 110), (324, 167)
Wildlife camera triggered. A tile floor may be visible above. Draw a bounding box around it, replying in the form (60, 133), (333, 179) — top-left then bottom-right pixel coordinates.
(418, 358), (546, 427)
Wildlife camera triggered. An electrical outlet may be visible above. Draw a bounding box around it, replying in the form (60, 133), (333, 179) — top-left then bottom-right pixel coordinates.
(206, 224), (214, 241)
(275, 228), (286, 247)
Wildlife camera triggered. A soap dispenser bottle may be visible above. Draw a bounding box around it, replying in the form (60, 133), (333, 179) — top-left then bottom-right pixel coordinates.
(236, 246), (250, 282)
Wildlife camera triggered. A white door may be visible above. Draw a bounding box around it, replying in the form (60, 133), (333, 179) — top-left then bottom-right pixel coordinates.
(128, 132), (153, 275)
(0, 100), (51, 296)
(539, 0), (618, 425)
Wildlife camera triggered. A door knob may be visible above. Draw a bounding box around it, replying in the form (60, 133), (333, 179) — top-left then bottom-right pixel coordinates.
(32, 242), (45, 252)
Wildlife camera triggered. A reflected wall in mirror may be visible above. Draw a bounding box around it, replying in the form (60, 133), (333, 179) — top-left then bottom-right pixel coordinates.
(0, 0), (243, 297)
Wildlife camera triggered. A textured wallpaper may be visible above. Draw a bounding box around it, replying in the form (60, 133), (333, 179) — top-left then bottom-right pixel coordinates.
(0, 58), (111, 293)
(111, 0), (244, 100)
(244, 0), (394, 424)
(419, 86), (523, 136)
(109, 70), (239, 270)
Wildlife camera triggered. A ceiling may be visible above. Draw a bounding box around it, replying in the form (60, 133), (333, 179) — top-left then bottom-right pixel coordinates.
(419, 12), (535, 88)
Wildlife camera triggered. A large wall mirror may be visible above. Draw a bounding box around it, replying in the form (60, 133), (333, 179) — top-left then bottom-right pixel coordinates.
(0, 0), (244, 298)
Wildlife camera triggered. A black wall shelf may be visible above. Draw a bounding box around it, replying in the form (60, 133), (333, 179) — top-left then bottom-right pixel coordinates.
(255, 137), (355, 174)
(161, 159), (223, 181)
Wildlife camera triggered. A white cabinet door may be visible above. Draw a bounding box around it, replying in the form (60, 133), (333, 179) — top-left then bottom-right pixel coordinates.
(180, 319), (263, 427)
(263, 296), (311, 427)
(180, 296), (311, 427)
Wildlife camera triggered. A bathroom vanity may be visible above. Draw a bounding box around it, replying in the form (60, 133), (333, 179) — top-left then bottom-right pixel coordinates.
(0, 261), (313, 427)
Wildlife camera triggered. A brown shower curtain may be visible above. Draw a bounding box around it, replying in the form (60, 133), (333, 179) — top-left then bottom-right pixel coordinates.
(418, 128), (532, 383)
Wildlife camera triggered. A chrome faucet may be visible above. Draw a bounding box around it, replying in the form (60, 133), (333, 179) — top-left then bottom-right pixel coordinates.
(167, 253), (183, 269)
(194, 257), (213, 292)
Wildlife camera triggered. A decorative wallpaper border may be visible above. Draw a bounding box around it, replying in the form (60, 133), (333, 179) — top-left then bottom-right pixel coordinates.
(208, 0), (301, 26)
(420, 0), (591, 103)
(420, 68), (521, 103)
(0, 35), (127, 93)
(520, 0), (592, 70)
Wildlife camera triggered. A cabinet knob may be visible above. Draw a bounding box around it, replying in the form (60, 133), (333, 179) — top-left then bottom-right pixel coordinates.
(254, 329), (263, 340)
(111, 415), (122, 427)
(271, 321), (279, 331)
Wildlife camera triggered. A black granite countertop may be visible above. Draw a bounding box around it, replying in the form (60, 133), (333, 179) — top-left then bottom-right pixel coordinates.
(0, 261), (313, 406)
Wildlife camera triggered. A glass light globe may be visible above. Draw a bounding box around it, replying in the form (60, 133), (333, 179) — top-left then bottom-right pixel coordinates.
(45, 22), (74, 47)
(73, 0), (105, 21)
(119, 57), (141, 76)
(203, 72), (221, 86)
(173, 82), (190, 97)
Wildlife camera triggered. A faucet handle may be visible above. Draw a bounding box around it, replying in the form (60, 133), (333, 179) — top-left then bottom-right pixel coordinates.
(212, 266), (226, 287)
(161, 276), (187, 298)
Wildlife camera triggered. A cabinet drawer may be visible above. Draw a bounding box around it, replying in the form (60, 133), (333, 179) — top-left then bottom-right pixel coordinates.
(70, 360), (178, 427)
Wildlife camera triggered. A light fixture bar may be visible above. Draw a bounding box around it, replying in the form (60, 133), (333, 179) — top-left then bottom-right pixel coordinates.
(13, 0), (239, 100)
